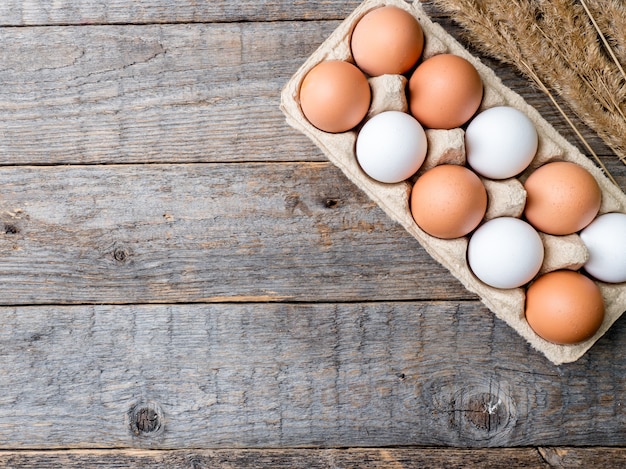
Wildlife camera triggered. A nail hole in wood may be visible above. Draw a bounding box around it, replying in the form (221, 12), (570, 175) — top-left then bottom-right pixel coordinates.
(4, 223), (19, 234)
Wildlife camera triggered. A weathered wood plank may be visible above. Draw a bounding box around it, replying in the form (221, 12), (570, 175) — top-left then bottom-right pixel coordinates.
(0, 1), (365, 25)
(0, 447), (555, 468)
(0, 161), (622, 305)
(0, 162), (471, 305)
(537, 447), (626, 467)
(0, 22), (335, 165)
(0, 1), (471, 26)
(2, 446), (625, 468)
(0, 302), (625, 449)
(0, 21), (615, 166)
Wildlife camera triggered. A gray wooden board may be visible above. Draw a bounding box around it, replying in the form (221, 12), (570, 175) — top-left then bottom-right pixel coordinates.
(0, 302), (625, 449)
(0, 162), (621, 305)
(0, 21), (336, 165)
(0, 1), (365, 25)
(0, 162), (475, 305)
(0, 0), (506, 26)
(0, 21), (612, 166)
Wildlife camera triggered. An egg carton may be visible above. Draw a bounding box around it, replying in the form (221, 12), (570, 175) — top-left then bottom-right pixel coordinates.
(280, 0), (626, 364)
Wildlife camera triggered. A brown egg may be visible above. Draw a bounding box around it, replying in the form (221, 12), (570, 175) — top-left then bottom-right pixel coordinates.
(410, 164), (487, 239)
(299, 60), (371, 133)
(408, 54), (483, 129)
(524, 161), (601, 235)
(525, 270), (605, 344)
(350, 6), (424, 77)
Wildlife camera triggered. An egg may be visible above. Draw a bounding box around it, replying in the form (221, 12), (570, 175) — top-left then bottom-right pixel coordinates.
(299, 60), (371, 133)
(408, 54), (483, 129)
(525, 270), (605, 344)
(580, 212), (626, 283)
(467, 217), (544, 289)
(524, 161), (601, 235)
(351, 6), (424, 77)
(466, 106), (538, 179)
(410, 165), (487, 239)
(356, 111), (427, 183)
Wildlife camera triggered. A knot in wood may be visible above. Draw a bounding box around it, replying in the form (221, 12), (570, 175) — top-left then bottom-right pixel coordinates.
(129, 402), (164, 437)
(420, 374), (517, 445)
(112, 246), (131, 264)
(463, 392), (507, 433)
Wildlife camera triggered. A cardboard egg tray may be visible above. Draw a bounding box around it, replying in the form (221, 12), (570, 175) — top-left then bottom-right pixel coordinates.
(280, 0), (626, 364)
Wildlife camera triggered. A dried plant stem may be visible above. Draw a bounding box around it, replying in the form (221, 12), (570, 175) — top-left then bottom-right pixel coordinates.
(584, 0), (626, 66)
(519, 59), (619, 187)
(580, 0), (626, 82)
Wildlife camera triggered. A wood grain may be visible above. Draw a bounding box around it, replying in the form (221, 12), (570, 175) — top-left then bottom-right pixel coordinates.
(0, 0), (625, 460)
(0, 20), (614, 166)
(0, 22), (335, 165)
(537, 447), (626, 467)
(0, 161), (623, 305)
(0, 162), (469, 305)
(2, 447), (625, 468)
(0, 1), (364, 25)
(0, 447), (552, 468)
(0, 302), (625, 449)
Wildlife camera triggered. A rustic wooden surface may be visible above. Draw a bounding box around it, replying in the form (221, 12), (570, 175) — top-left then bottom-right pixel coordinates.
(0, 0), (625, 467)
(2, 447), (624, 468)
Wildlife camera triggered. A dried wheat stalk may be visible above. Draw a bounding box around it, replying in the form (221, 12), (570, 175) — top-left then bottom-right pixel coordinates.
(432, 0), (626, 186)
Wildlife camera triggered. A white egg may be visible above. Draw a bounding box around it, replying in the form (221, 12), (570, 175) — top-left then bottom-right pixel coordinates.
(356, 111), (427, 183)
(466, 106), (538, 179)
(580, 212), (626, 283)
(467, 217), (544, 289)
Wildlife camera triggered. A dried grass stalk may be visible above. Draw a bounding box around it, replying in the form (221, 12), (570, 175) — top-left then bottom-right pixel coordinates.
(580, 0), (626, 83)
(432, 0), (626, 185)
(582, 0), (626, 68)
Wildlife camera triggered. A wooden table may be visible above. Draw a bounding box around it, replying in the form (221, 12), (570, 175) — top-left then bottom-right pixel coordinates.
(0, 1), (624, 467)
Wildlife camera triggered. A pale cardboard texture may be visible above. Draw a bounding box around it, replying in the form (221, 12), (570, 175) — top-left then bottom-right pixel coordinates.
(280, 0), (626, 364)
